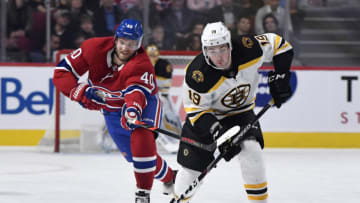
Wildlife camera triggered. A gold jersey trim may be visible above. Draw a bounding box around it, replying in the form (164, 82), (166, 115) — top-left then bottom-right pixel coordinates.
(274, 42), (291, 55)
(207, 57), (262, 93)
(244, 181), (268, 189)
(208, 76), (226, 93)
(248, 194), (268, 200)
(274, 35), (281, 52)
(189, 109), (215, 124)
(238, 57), (262, 71)
(184, 107), (203, 113)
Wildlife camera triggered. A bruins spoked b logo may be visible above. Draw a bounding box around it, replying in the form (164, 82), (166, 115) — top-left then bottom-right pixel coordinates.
(242, 37), (254, 48)
(192, 70), (204, 83)
(221, 84), (250, 108)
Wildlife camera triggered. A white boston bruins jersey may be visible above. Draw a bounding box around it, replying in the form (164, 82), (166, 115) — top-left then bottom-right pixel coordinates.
(183, 33), (292, 125)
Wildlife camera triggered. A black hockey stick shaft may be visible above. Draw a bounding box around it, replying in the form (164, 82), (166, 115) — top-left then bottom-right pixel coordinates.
(170, 99), (274, 203)
(95, 90), (216, 151)
(134, 121), (216, 151)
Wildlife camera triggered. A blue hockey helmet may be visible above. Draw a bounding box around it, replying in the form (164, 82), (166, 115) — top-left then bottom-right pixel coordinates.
(115, 19), (143, 49)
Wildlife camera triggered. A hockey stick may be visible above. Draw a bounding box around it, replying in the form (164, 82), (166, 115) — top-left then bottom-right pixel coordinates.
(96, 88), (233, 152)
(170, 99), (274, 203)
(134, 121), (217, 152)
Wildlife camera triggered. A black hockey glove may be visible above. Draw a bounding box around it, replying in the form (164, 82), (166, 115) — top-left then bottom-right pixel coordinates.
(211, 122), (242, 162)
(218, 139), (241, 162)
(267, 71), (292, 108)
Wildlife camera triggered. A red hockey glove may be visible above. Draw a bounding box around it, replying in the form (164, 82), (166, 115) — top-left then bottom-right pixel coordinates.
(121, 103), (142, 130)
(69, 83), (105, 110)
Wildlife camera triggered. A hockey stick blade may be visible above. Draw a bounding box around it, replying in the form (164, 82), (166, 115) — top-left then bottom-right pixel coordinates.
(134, 121), (216, 151)
(170, 99), (274, 203)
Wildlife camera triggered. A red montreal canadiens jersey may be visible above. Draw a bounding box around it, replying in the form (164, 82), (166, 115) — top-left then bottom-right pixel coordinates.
(53, 36), (158, 111)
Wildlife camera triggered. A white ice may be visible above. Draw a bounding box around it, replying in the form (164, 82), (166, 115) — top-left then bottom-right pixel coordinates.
(1, 147), (360, 203)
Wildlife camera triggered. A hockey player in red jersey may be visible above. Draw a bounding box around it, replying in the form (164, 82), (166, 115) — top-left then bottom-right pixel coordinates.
(53, 19), (175, 203)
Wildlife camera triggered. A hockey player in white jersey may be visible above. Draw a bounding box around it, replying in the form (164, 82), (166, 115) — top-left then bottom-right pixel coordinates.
(146, 44), (182, 154)
(174, 22), (293, 202)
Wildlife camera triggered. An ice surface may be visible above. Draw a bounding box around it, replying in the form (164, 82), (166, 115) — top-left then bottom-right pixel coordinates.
(1, 147), (360, 203)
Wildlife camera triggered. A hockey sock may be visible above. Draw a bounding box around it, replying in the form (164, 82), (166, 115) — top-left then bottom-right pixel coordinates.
(238, 140), (268, 202)
(131, 128), (157, 190)
(154, 154), (174, 183)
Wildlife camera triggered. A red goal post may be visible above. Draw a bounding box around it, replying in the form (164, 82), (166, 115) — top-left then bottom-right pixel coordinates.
(52, 49), (199, 152)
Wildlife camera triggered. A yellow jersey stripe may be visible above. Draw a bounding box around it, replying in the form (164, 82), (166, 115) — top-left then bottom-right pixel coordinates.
(208, 76), (226, 93)
(238, 57), (262, 71)
(189, 109), (214, 124)
(248, 194), (268, 200)
(274, 35), (281, 52)
(274, 42), (291, 55)
(244, 181), (268, 189)
(184, 107), (203, 113)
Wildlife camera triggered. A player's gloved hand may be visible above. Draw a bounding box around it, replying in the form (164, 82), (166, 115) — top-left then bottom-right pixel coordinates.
(218, 139), (241, 162)
(267, 71), (292, 108)
(212, 123), (241, 162)
(121, 103), (142, 130)
(210, 121), (222, 141)
(70, 83), (105, 110)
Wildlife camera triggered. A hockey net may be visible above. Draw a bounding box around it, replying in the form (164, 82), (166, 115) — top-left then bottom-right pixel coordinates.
(40, 49), (199, 153)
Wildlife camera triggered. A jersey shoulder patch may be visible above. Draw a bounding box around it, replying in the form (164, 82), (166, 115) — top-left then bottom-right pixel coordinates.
(185, 54), (223, 93)
(231, 35), (263, 63)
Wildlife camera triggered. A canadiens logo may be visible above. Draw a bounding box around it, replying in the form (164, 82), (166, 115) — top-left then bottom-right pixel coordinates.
(92, 86), (123, 98)
(192, 70), (204, 83)
(221, 84), (250, 108)
(242, 37), (253, 48)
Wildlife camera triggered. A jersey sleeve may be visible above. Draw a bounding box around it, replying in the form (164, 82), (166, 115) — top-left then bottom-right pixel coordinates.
(122, 57), (157, 112)
(52, 47), (90, 97)
(255, 33), (293, 63)
(255, 33), (294, 72)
